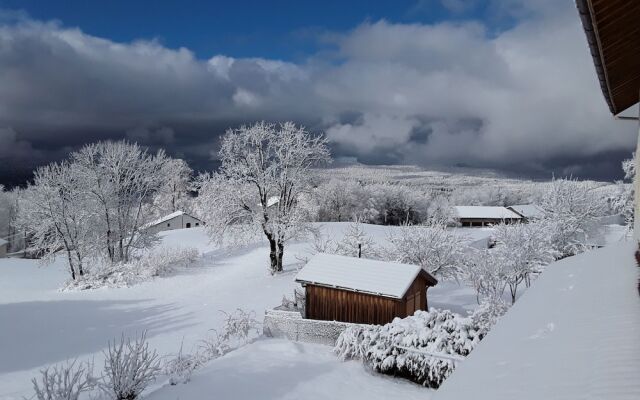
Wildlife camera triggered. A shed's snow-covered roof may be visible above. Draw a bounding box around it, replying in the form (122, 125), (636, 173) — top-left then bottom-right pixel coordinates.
(0, 238), (7, 246)
(507, 204), (545, 219)
(296, 253), (434, 299)
(434, 241), (640, 400)
(144, 210), (202, 228)
(454, 206), (522, 219)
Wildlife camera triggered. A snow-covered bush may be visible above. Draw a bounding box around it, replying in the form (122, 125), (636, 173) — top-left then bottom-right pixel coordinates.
(30, 360), (96, 400)
(470, 298), (509, 337)
(64, 246), (199, 290)
(101, 332), (161, 400)
(200, 309), (261, 360)
(334, 309), (485, 388)
(163, 342), (202, 386)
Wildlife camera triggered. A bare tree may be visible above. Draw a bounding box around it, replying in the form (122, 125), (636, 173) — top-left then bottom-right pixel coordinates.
(201, 122), (330, 273)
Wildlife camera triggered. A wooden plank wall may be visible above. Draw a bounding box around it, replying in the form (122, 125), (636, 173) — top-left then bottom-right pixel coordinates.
(306, 285), (405, 325)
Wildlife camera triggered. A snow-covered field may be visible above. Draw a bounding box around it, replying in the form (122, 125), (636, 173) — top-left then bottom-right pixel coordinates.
(0, 223), (477, 399)
(0, 222), (629, 399)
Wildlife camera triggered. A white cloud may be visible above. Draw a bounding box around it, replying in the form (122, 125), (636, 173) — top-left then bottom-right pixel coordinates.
(0, 2), (633, 179)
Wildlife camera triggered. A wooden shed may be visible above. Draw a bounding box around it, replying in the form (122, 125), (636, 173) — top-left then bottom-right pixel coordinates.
(295, 253), (437, 325)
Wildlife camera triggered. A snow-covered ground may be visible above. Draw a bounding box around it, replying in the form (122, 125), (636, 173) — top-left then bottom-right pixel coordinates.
(147, 339), (430, 400)
(434, 240), (640, 400)
(0, 223), (476, 399)
(1, 222), (628, 399)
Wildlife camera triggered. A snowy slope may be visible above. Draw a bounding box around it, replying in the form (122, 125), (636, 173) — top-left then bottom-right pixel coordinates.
(435, 241), (640, 400)
(147, 339), (431, 400)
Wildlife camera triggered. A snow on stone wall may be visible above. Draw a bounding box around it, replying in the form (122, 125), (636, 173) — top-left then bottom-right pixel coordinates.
(263, 309), (363, 346)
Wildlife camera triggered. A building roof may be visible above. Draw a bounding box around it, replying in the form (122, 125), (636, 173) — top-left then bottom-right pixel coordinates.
(576, 0), (640, 115)
(295, 253), (437, 299)
(507, 204), (545, 219)
(0, 238), (7, 246)
(144, 210), (202, 228)
(454, 206), (522, 220)
(434, 241), (640, 400)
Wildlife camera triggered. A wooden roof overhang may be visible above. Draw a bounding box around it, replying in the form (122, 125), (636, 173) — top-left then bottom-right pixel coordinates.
(577, 0), (640, 115)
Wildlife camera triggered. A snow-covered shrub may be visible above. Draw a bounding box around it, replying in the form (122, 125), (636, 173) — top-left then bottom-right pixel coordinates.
(470, 299), (509, 337)
(279, 288), (305, 313)
(200, 309), (261, 360)
(163, 342), (202, 386)
(63, 246), (199, 290)
(101, 332), (161, 400)
(335, 309), (485, 388)
(30, 360), (96, 400)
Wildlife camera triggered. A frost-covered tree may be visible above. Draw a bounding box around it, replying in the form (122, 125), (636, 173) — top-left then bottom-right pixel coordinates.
(72, 141), (170, 263)
(612, 155), (634, 227)
(464, 249), (508, 304)
(387, 222), (466, 279)
(540, 178), (606, 258)
(153, 158), (193, 215)
(16, 162), (97, 280)
(201, 122), (331, 273)
(334, 220), (382, 259)
(492, 221), (556, 303)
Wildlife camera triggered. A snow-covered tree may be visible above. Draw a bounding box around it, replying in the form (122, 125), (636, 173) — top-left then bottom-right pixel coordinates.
(201, 122), (331, 273)
(540, 178), (606, 258)
(16, 162), (97, 280)
(464, 249), (508, 304)
(72, 141), (170, 263)
(334, 219), (382, 259)
(491, 221), (557, 303)
(612, 155), (634, 227)
(387, 222), (466, 279)
(153, 158), (193, 216)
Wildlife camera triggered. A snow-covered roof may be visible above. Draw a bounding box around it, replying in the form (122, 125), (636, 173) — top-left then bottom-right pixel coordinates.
(0, 238), (7, 246)
(434, 242), (640, 400)
(144, 211), (202, 228)
(295, 253), (436, 299)
(507, 204), (545, 219)
(454, 206), (522, 220)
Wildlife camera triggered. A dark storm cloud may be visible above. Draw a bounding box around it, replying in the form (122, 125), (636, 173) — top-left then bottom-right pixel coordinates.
(0, 0), (635, 185)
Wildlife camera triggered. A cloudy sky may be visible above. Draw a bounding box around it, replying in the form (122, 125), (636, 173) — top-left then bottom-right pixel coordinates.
(0, 0), (636, 185)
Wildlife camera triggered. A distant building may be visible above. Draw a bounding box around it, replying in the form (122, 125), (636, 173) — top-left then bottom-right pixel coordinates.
(507, 204), (545, 221)
(144, 211), (204, 234)
(295, 253), (438, 325)
(454, 206), (522, 227)
(0, 238), (7, 258)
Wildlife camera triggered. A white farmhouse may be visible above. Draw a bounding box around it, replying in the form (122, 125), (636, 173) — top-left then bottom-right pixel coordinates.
(454, 206), (522, 227)
(144, 211), (204, 234)
(507, 204), (545, 221)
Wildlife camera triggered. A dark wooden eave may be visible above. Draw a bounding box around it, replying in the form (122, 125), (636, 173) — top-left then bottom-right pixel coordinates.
(576, 0), (640, 115)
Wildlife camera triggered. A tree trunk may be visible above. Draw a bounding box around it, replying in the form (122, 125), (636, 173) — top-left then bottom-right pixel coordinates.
(276, 241), (284, 272)
(268, 237), (279, 274)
